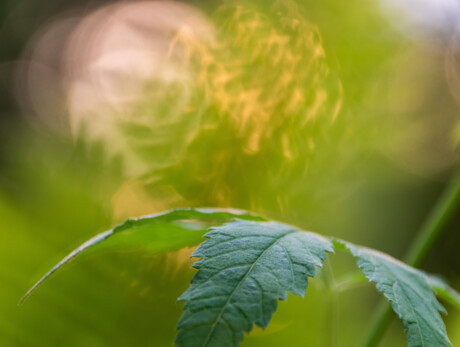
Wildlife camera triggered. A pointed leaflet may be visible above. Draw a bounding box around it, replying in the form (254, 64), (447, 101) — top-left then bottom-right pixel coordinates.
(340, 241), (451, 347)
(176, 220), (333, 347)
(20, 208), (264, 304)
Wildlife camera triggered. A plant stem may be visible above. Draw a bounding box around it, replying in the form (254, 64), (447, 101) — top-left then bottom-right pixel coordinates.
(323, 257), (338, 347)
(404, 171), (460, 267)
(361, 303), (393, 347)
(362, 170), (460, 347)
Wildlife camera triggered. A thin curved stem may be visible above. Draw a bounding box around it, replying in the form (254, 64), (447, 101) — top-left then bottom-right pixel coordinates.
(334, 271), (367, 293)
(361, 169), (460, 347)
(361, 303), (393, 347)
(323, 257), (338, 347)
(404, 171), (460, 267)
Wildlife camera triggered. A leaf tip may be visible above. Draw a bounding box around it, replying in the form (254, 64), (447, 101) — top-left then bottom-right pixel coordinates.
(19, 229), (114, 305)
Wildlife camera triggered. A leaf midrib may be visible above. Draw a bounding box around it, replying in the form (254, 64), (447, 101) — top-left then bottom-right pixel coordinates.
(374, 258), (428, 346)
(200, 229), (296, 347)
(392, 279), (426, 346)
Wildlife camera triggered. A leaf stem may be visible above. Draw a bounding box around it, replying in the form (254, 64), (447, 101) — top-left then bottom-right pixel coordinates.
(323, 257), (338, 347)
(361, 169), (460, 347)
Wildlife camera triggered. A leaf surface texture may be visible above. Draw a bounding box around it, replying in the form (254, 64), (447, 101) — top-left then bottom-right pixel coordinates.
(343, 242), (451, 347)
(176, 220), (333, 347)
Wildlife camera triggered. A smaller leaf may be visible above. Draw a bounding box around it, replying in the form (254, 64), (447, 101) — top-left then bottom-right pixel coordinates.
(338, 240), (451, 347)
(19, 208), (264, 305)
(176, 220), (333, 347)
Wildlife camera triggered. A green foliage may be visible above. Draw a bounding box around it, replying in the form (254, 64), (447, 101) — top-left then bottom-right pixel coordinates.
(339, 241), (451, 346)
(19, 208), (263, 305)
(23, 209), (460, 346)
(176, 220), (333, 347)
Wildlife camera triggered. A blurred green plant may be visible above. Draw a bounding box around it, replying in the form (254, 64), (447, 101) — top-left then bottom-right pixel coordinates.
(5, 0), (460, 346)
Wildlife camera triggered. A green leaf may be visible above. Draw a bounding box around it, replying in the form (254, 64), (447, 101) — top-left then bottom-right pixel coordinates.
(176, 220), (333, 347)
(19, 208), (264, 305)
(340, 241), (451, 347)
(424, 274), (460, 311)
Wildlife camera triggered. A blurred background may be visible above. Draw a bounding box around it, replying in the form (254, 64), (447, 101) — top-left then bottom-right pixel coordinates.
(1, 0), (459, 345)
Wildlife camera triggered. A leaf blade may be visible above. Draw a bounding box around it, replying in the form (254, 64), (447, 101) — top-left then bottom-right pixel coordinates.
(176, 220), (333, 347)
(19, 208), (264, 305)
(340, 241), (451, 347)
